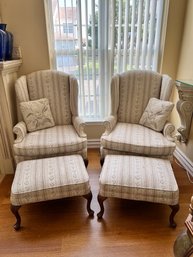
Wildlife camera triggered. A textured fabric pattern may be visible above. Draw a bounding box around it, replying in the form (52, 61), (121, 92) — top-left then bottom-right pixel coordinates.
(15, 76), (30, 121)
(103, 115), (117, 135)
(14, 70), (87, 162)
(20, 98), (55, 132)
(26, 70), (73, 125)
(101, 123), (176, 157)
(13, 121), (27, 143)
(14, 148), (88, 163)
(72, 116), (87, 137)
(100, 147), (173, 160)
(13, 125), (87, 158)
(117, 70), (162, 123)
(160, 75), (174, 101)
(11, 155), (90, 206)
(99, 155), (179, 205)
(139, 98), (174, 132)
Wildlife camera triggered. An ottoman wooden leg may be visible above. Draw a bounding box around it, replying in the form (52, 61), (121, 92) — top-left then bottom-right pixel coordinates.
(84, 158), (89, 168)
(10, 204), (21, 231)
(97, 194), (107, 219)
(100, 158), (104, 167)
(83, 191), (94, 217)
(169, 204), (180, 228)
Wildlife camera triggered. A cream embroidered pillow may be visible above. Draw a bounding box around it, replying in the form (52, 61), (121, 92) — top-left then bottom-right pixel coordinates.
(139, 98), (174, 132)
(20, 98), (55, 132)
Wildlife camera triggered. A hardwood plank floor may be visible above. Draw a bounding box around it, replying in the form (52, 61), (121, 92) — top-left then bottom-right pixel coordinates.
(0, 149), (192, 257)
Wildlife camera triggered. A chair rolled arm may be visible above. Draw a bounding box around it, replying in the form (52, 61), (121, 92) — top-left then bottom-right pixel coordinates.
(72, 116), (87, 138)
(163, 121), (175, 142)
(13, 121), (27, 143)
(103, 115), (117, 135)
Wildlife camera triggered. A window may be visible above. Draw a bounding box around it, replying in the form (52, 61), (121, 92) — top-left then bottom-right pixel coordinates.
(44, 0), (169, 121)
(63, 23), (74, 33)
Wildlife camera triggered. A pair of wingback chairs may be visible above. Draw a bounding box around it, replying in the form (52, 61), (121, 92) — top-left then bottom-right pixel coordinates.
(13, 70), (176, 165)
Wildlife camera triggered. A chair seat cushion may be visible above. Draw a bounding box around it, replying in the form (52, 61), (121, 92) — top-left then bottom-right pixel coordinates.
(101, 123), (175, 157)
(99, 155), (179, 205)
(10, 155), (90, 206)
(13, 125), (87, 158)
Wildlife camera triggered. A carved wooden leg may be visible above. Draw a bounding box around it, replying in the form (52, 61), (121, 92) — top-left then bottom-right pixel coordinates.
(97, 194), (107, 219)
(100, 158), (104, 167)
(10, 204), (21, 231)
(84, 158), (89, 168)
(83, 191), (94, 217)
(169, 204), (180, 228)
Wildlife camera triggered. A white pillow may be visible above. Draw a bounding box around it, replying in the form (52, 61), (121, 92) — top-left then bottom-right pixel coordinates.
(139, 97), (174, 132)
(20, 98), (55, 132)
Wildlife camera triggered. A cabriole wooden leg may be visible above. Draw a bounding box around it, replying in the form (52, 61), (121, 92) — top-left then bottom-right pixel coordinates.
(84, 158), (89, 168)
(10, 204), (21, 231)
(100, 158), (104, 167)
(169, 204), (180, 228)
(97, 194), (107, 219)
(83, 191), (94, 217)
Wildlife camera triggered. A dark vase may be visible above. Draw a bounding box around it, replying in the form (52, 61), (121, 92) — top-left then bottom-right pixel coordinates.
(0, 27), (6, 61)
(0, 23), (13, 60)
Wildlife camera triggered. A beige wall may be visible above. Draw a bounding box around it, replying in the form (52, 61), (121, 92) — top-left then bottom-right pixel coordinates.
(0, 0), (190, 145)
(175, 0), (193, 161)
(0, 0), (50, 75)
(160, 0), (187, 137)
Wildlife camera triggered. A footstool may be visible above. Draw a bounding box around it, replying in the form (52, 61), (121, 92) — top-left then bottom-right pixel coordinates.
(10, 155), (94, 230)
(97, 155), (179, 227)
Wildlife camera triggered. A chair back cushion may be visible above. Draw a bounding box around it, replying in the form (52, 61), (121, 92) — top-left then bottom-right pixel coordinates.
(15, 70), (80, 125)
(117, 70), (162, 123)
(25, 70), (72, 125)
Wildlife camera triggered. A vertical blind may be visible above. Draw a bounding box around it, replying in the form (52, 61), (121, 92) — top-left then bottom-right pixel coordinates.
(44, 0), (168, 120)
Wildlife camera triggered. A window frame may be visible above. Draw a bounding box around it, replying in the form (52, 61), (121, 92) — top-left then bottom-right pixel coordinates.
(44, 0), (170, 122)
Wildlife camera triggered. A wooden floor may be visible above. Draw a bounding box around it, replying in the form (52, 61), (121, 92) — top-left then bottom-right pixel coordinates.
(0, 149), (192, 257)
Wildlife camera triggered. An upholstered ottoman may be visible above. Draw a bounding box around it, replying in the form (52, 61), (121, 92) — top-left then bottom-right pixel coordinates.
(10, 155), (94, 230)
(97, 155), (179, 227)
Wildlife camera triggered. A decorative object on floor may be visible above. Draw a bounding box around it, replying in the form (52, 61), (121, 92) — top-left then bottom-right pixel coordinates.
(175, 80), (193, 143)
(0, 23), (13, 60)
(173, 196), (193, 257)
(13, 70), (88, 166)
(97, 155), (179, 228)
(100, 70), (176, 164)
(10, 155), (94, 230)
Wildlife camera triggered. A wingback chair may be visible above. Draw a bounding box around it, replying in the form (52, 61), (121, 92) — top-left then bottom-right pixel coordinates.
(100, 70), (176, 163)
(13, 70), (88, 165)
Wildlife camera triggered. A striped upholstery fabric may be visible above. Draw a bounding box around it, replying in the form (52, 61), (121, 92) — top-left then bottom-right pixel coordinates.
(15, 70), (78, 125)
(99, 155), (179, 205)
(117, 70), (162, 124)
(11, 155), (91, 206)
(14, 125), (87, 159)
(101, 123), (176, 157)
(160, 74), (174, 101)
(101, 70), (175, 159)
(13, 70), (87, 162)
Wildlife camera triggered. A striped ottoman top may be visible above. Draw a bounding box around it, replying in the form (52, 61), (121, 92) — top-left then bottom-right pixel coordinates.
(99, 155), (179, 205)
(11, 155), (90, 206)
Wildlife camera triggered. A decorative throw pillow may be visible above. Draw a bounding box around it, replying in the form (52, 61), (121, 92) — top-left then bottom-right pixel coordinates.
(139, 98), (174, 132)
(20, 98), (55, 132)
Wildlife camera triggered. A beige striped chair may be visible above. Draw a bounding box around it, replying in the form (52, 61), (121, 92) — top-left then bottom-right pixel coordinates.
(13, 70), (88, 165)
(100, 70), (176, 164)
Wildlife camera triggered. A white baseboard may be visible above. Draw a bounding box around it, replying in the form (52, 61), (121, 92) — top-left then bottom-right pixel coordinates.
(87, 139), (100, 148)
(174, 146), (193, 176)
